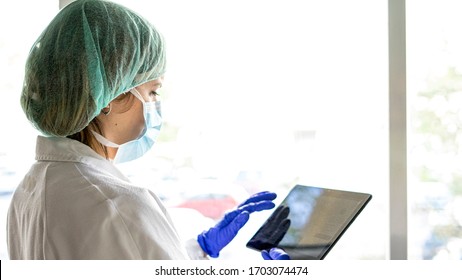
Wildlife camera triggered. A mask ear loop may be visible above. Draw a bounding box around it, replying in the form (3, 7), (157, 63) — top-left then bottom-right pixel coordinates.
(90, 130), (120, 148)
(130, 88), (145, 102)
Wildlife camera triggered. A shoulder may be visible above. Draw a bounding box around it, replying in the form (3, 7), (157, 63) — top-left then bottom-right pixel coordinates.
(40, 160), (159, 211)
(37, 162), (187, 259)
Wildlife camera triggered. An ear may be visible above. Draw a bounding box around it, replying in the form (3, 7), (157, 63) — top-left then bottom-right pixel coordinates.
(101, 104), (112, 116)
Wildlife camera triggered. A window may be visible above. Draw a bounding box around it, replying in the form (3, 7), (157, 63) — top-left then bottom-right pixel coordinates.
(407, 0), (462, 260)
(114, 0), (388, 260)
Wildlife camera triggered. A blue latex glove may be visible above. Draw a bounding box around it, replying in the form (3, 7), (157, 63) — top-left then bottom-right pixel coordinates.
(262, 248), (291, 260)
(197, 191), (277, 258)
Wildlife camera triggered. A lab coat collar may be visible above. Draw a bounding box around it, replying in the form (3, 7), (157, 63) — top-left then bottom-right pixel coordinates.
(35, 136), (130, 180)
(36, 136), (107, 164)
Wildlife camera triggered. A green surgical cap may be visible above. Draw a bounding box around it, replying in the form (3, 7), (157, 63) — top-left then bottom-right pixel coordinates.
(21, 0), (166, 137)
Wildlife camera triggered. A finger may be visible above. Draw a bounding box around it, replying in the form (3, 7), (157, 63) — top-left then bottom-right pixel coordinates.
(239, 191), (277, 207)
(215, 209), (241, 228)
(261, 250), (272, 260)
(239, 201), (275, 213)
(234, 211), (250, 228)
(220, 200), (274, 228)
(269, 248), (290, 260)
(222, 211), (250, 238)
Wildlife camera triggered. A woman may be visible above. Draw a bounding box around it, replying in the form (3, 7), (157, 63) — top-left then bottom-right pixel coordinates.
(7, 0), (288, 260)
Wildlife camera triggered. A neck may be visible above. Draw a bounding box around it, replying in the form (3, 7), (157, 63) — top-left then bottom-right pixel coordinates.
(106, 147), (118, 161)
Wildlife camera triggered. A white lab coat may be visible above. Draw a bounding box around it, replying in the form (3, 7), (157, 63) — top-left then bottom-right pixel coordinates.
(7, 136), (206, 260)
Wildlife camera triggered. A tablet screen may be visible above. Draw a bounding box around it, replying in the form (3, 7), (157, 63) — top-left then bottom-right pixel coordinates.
(246, 185), (372, 260)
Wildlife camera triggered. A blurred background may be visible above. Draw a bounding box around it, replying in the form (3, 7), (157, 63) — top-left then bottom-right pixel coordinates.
(0, 0), (461, 260)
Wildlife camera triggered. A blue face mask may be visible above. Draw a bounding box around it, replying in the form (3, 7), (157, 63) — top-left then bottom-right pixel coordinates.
(92, 88), (162, 164)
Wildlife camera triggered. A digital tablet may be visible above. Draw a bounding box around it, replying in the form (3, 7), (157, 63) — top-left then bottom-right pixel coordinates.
(246, 184), (372, 260)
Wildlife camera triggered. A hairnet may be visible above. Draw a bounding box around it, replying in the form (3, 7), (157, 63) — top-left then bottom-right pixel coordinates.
(21, 0), (166, 137)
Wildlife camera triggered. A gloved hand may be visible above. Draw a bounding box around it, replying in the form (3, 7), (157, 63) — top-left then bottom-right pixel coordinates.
(247, 205), (291, 251)
(197, 191), (277, 258)
(262, 248), (291, 260)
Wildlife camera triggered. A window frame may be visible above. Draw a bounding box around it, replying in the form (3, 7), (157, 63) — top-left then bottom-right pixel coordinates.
(388, 0), (408, 260)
